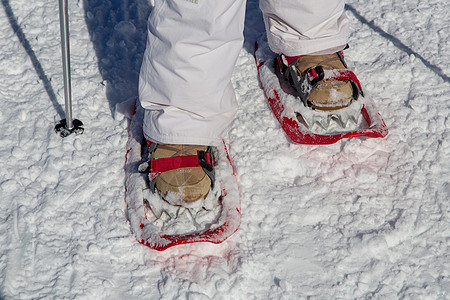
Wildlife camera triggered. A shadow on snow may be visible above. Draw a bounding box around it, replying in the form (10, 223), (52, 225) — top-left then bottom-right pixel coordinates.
(83, 0), (152, 117)
(1, 0), (65, 119)
(346, 4), (449, 83)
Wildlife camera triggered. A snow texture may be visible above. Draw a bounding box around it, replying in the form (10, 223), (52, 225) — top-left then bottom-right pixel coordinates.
(0, 0), (449, 299)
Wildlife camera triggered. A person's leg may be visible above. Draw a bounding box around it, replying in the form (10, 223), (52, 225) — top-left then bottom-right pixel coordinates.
(259, 0), (349, 56)
(139, 0), (246, 147)
(138, 0), (246, 202)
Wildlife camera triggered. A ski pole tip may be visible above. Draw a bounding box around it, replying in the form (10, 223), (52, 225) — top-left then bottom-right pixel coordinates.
(55, 118), (84, 138)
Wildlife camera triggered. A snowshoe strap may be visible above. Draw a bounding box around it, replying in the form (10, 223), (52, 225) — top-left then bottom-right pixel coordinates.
(277, 53), (364, 107)
(139, 145), (216, 192)
(149, 154), (208, 174)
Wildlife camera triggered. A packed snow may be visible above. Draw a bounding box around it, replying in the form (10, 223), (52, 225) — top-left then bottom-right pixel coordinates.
(0, 0), (448, 299)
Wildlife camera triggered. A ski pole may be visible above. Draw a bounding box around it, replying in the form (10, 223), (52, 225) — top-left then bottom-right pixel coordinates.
(55, 0), (84, 137)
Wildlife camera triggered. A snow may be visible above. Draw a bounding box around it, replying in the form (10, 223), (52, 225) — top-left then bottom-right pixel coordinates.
(0, 0), (449, 299)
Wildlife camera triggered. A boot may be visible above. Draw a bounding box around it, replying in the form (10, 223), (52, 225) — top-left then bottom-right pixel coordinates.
(279, 52), (355, 110)
(150, 144), (213, 202)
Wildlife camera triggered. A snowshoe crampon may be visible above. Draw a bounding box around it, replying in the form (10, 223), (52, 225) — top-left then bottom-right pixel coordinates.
(255, 37), (388, 145)
(124, 100), (240, 251)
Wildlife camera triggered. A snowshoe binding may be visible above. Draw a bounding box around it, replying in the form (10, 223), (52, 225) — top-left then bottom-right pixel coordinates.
(139, 143), (215, 203)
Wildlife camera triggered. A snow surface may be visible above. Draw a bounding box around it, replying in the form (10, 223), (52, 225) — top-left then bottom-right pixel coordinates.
(0, 0), (448, 299)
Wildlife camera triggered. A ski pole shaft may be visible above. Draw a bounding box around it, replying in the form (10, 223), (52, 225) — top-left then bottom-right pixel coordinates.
(58, 0), (73, 130)
(54, 0), (83, 137)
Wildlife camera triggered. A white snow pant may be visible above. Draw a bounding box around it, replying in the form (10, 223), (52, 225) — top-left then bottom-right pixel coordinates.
(139, 0), (349, 146)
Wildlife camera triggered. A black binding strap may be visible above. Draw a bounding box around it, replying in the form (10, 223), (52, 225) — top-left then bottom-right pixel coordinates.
(276, 53), (363, 107)
(198, 146), (215, 189)
(138, 144), (216, 192)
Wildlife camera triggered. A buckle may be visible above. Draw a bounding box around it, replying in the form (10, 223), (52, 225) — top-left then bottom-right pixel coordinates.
(198, 147), (215, 189)
(198, 149), (213, 172)
(306, 66), (324, 86)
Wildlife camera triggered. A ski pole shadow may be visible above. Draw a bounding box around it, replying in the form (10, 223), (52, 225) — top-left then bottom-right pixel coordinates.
(345, 4), (449, 83)
(83, 0), (152, 118)
(1, 0), (65, 118)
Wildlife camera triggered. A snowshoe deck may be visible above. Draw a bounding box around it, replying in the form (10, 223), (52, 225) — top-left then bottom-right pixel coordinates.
(255, 37), (388, 145)
(124, 100), (240, 251)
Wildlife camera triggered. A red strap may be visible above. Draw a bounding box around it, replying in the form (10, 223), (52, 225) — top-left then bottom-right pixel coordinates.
(151, 155), (200, 174)
(150, 153), (211, 174)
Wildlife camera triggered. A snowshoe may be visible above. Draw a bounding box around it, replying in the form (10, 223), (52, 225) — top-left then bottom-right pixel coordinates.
(124, 99), (240, 251)
(255, 36), (388, 145)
